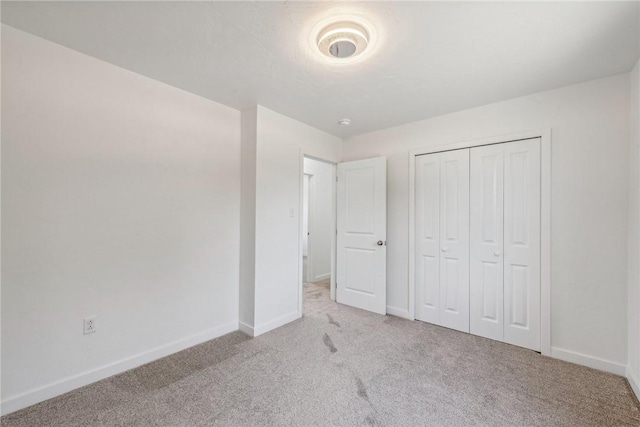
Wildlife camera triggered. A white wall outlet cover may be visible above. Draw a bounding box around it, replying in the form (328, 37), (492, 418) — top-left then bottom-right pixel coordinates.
(83, 317), (97, 335)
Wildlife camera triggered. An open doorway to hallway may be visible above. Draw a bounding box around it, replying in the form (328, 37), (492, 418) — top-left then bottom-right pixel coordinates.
(302, 156), (335, 315)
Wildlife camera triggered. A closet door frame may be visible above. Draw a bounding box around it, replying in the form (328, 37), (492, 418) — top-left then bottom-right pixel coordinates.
(408, 129), (551, 356)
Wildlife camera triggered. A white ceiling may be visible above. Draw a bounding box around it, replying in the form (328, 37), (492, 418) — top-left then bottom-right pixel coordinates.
(2, 1), (639, 138)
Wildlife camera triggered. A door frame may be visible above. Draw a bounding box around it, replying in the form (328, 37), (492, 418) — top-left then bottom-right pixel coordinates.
(408, 128), (551, 356)
(303, 173), (312, 282)
(298, 153), (338, 317)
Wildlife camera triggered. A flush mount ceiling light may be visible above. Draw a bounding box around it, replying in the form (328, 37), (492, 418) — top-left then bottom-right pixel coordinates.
(338, 118), (351, 126)
(317, 21), (369, 59)
(310, 15), (377, 64)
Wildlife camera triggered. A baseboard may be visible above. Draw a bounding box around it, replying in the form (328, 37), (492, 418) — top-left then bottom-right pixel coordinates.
(386, 306), (412, 320)
(550, 347), (626, 376)
(627, 367), (640, 401)
(238, 321), (255, 337)
(253, 311), (301, 337)
(311, 273), (331, 282)
(0, 320), (238, 416)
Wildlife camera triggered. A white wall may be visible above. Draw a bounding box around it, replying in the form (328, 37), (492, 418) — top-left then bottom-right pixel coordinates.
(303, 157), (334, 282)
(1, 25), (241, 413)
(628, 58), (640, 397)
(240, 106), (341, 336)
(240, 107), (257, 330)
(344, 74), (630, 370)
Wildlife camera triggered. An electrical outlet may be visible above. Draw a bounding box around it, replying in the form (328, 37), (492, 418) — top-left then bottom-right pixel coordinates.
(83, 317), (97, 335)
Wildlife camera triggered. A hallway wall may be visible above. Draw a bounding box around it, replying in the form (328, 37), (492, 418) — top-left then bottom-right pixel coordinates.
(304, 157), (334, 282)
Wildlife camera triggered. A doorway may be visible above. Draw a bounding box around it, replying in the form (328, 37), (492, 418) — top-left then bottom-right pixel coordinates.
(299, 154), (388, 317)
(301, 156), (336, 314)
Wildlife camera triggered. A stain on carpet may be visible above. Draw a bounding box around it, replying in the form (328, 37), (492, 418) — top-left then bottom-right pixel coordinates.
(323, 333), (337, 353)
(356, 377), (369, 401)
(326, 314), (340, 328)
(365, 415), (379, 426)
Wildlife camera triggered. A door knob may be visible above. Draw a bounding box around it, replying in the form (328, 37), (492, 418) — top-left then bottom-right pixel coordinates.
(377, 240), (384, 246)
(441, 248), (447, 253)
(494, 251), (501, 257)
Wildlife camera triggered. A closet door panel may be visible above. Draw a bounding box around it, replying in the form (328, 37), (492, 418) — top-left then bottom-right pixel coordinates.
(470, 144), (504, 341)
(415, 154), (441, 324)
(439, 149), (470, 333)
(503, 139), (541, 351)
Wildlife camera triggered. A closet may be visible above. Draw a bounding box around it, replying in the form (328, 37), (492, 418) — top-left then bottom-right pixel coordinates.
(415, 138), (541, 352)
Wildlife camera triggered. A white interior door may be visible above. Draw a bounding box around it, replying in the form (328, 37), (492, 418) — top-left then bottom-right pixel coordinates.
(336, 157), (387, 315)
(470, 144), (504, 341)
(415, 153), (441, 324)
(438, 150), (470, 332)
(503, 139), (541, 351)
(415, 149), (470, 332)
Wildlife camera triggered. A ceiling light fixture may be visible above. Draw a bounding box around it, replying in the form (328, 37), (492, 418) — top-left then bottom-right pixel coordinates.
(338, 118), (351, 126)
(318, 21), (369, 59)
(310, 15), (377, 64)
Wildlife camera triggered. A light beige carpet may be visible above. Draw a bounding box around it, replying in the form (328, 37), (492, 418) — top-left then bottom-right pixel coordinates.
(2, 280), (639, 426)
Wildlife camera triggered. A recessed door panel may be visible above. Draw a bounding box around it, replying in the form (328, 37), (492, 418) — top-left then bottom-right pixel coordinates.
(510, 265), (529, 328)
(443, 160), (460, 241)
(470, 144), (504, 341)
(422, 255), (438, 307)
(344, 248), (376, 295)
(443, 257), (460, 312)
(481, 261), (500, 321)
(504, 139), (540, 351)
(345, 167), (376, 235)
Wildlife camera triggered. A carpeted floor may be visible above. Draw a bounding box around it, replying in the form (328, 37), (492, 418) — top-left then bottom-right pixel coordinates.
(2, 279), (639, 426)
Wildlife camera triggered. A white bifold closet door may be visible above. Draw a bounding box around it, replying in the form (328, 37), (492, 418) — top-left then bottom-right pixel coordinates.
(470, 139), (541, 351)
(469, 144), (504, 342)
(415, 149), (470, 333)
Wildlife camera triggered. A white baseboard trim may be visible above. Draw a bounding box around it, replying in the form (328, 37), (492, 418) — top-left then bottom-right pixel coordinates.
(627, 367), (640, 401)
(550, 347), (626, 376)
(311, 273), (331, 282)
(238, 321), (255, 337)
(0, 320), (238, 416)
(386, 306), (412, 320)
(253, 311), (301, 337)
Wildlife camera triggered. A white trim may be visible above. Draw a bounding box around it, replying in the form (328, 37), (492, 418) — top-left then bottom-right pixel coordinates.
(539, 129), (552, 355)
(307, 172), (315, 283)
(627, 368), (640, 401)
(408, 129), (549, 157)
(0, 321), (238, 416)
(238, 321), (255, 337)
(311, 273), (331, 282)
(408, 150), (416, 320)
(550, 347), (626, 376)
(386, 306), (412, 320)
(330, 164), (337, 302)
(252, 311), (301, 337)
(408, 128), (552, 356)
(298, 149), (305, 317)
